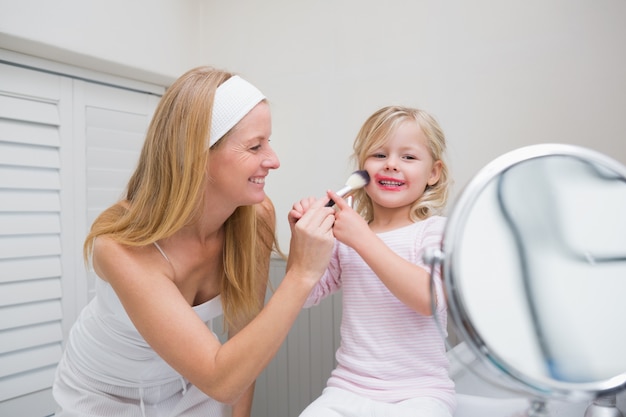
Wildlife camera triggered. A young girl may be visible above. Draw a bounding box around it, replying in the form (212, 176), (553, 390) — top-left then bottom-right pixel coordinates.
(292, 106), (455, 417)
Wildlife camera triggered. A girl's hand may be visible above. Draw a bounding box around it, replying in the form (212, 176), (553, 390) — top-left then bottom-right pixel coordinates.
(327, 190), (371, 249)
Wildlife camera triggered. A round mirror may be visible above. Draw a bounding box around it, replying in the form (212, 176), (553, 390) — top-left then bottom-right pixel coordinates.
(439, 143), (626, 402)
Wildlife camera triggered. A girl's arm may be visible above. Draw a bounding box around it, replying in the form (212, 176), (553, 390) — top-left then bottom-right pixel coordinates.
(328, 191), (435, 316)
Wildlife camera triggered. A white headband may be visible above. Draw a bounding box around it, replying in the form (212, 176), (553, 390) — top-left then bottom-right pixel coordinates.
(209, 75), (266, 147)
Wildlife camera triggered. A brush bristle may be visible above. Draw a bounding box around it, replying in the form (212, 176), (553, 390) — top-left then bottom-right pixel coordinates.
(345, 170), (370, 189)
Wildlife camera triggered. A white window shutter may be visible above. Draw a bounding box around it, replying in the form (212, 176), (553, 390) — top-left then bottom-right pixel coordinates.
(0, 57), (162, 416)
(74, 80), (161, 301)
(0, 62), (69, 415)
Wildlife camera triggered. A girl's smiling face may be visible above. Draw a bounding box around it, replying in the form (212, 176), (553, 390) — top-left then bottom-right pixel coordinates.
(363, 119), (442, 216)
(207, 101), (280, 207)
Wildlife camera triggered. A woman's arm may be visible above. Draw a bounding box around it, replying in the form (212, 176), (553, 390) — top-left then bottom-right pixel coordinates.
(95, 197), (335, 405)
(288, 196), (341, 308)
(232, 385), (255, 417)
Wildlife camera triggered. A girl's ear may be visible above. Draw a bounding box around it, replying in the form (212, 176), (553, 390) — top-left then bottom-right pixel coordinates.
(427, 160), (443, 186)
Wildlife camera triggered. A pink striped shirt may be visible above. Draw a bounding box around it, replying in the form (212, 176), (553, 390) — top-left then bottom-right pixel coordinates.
(304, 216), (455, 413)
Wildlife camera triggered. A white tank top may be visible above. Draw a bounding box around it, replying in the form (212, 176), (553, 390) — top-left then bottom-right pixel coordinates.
(65, 243), (223, 388)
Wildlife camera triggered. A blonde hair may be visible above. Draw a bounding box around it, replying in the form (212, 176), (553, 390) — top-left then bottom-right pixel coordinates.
(351, 105), (451, 222)
(84, 66), (277, 330)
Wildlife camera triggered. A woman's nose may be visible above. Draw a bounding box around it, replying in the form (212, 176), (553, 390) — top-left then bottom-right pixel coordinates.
(263, 147), (280, 169)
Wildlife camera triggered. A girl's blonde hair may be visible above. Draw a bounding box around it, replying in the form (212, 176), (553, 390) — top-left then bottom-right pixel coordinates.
(84, 66), (277, 330)
(351, 105), (451, 222)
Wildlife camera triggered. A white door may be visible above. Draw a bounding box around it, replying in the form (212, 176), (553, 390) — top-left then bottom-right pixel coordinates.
(0, 56), (161, 417)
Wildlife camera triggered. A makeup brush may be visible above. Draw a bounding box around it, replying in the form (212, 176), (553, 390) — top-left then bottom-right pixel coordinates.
(325, 170), (370, 207)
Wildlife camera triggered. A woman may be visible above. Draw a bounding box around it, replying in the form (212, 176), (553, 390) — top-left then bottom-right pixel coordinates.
(53, 66), (336, 417)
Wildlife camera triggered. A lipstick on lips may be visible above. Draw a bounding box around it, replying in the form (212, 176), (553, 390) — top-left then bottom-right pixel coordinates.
(375, 174), (406, 191)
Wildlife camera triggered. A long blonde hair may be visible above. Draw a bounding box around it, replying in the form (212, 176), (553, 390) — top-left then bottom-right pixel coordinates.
(351, 106), (451, 222)
(84, 66), (277, 330)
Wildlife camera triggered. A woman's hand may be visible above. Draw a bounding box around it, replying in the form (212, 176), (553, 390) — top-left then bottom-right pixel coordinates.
(286, 195), (335, 286)
(287, 196), (317, 225)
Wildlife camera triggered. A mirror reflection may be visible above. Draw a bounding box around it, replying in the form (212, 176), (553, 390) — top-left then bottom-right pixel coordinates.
(444, 145), (626, 399)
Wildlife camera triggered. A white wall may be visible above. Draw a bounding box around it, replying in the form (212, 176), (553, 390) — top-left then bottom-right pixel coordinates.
(197, 0), (626, 249)
(2, 0), (626, 258)
(4, 1), (625, 249)
(0, 0), (204, 86)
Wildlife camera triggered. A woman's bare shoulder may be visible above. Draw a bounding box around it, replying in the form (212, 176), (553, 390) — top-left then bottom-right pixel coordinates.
(92, 236), (164, 284)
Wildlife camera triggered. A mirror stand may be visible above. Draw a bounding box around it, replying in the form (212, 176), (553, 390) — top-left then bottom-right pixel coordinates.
(518, 399), (550, 417)
(584, 394), (624, 417)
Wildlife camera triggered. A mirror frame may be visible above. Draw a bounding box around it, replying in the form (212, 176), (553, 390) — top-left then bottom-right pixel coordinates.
(440, 143), (626, 401)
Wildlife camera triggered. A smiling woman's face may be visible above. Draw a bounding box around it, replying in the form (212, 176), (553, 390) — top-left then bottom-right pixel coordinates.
(207, 101), (280, 207)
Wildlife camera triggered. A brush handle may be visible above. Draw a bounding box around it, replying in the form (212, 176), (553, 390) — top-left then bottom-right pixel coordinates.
(325, 185), (352, 207)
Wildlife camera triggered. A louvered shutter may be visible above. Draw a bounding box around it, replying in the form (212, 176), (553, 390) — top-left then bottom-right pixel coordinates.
(0, 58), (161, 416)
(0, 62), (70, 416)
(75, 80), (161, 301)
